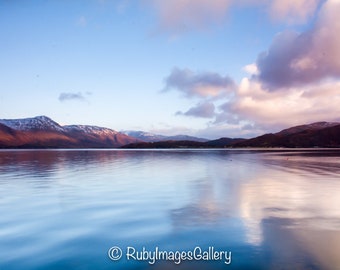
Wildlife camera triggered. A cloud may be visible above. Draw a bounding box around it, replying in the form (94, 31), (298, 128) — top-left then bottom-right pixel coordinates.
(219, 78), (340, 129)
(213, 110), (241, 125)
(163, 67), (235, 98)
(146, 0), (321, 34)
(160, 0), (340, 137)
(148, 0), (231, 33)
(255, 0), (340, 89)
(58, 92), (87, 102)
(196, 122), (262, 139)
(243, 63), (259, 75)
(176, 102), (215, 118)
(148, 125), (194, 137)
(269, 0), (321, 24)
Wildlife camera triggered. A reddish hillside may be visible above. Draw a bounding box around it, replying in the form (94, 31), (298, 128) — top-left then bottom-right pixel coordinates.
(233, 122), (340, 148)
(0, 116), (140, 148)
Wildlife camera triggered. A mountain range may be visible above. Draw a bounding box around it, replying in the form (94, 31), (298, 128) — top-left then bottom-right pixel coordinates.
(0, 116), (340, 148)
(0, 116), (140, 148)
(122, 121), (340, 148)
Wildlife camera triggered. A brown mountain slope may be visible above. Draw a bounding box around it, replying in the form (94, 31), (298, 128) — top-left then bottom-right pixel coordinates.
(233, 123), (340, 148)
(276, 122), (340, 136)
(0, 124), (18, 147)
(0, 128), (78, 148)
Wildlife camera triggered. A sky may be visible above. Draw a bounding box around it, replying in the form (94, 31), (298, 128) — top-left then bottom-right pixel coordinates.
(1, 0), (340, 139)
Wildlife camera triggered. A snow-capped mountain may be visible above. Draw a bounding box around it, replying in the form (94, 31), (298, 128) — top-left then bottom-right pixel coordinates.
(0, 116), (64, 132)
(121, 131), (167, 142)
(64, 125), (119, 136)
(0, 116), (140, 148)
(121, 130), (208, 142)
(0, 116), (121, 136)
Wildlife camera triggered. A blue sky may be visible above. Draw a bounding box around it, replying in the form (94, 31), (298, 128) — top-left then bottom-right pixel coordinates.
(1, 0), (339, 139)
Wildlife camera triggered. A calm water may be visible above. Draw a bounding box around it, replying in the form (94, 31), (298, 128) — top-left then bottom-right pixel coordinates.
(1, 149), (340, 270)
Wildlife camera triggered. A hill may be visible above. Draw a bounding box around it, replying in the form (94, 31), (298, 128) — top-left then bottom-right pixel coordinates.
(233, 122), (340, 148)
(0, 116), (140, 148)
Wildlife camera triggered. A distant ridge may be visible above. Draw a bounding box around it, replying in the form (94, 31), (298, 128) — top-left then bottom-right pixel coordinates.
(1, 116), (340, 148)
(121, 137), (245, 149)
(121, 130), (208, 142)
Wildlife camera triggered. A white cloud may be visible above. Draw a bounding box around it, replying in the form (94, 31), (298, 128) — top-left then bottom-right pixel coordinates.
(226, 78), (340, 128)
(243, 63), (259, 75)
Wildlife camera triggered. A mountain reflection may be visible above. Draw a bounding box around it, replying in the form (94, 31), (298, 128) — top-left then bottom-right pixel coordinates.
(0, 150), (146, 177)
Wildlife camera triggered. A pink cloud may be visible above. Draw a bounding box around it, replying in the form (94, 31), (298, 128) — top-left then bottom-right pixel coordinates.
(148, 0), (231, 33)
(269, 0), (321, 24)
(147, 0), (321, 34)
(256, 0), (340, 89)
(160, 0), (340, 136)
(227, 78), (340, 128)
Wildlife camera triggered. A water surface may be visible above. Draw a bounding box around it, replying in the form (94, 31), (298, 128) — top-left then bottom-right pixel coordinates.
(1, 149), (340, 270)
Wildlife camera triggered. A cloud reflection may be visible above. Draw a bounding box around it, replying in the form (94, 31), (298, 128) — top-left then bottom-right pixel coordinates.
(168, 150), (340, 269)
